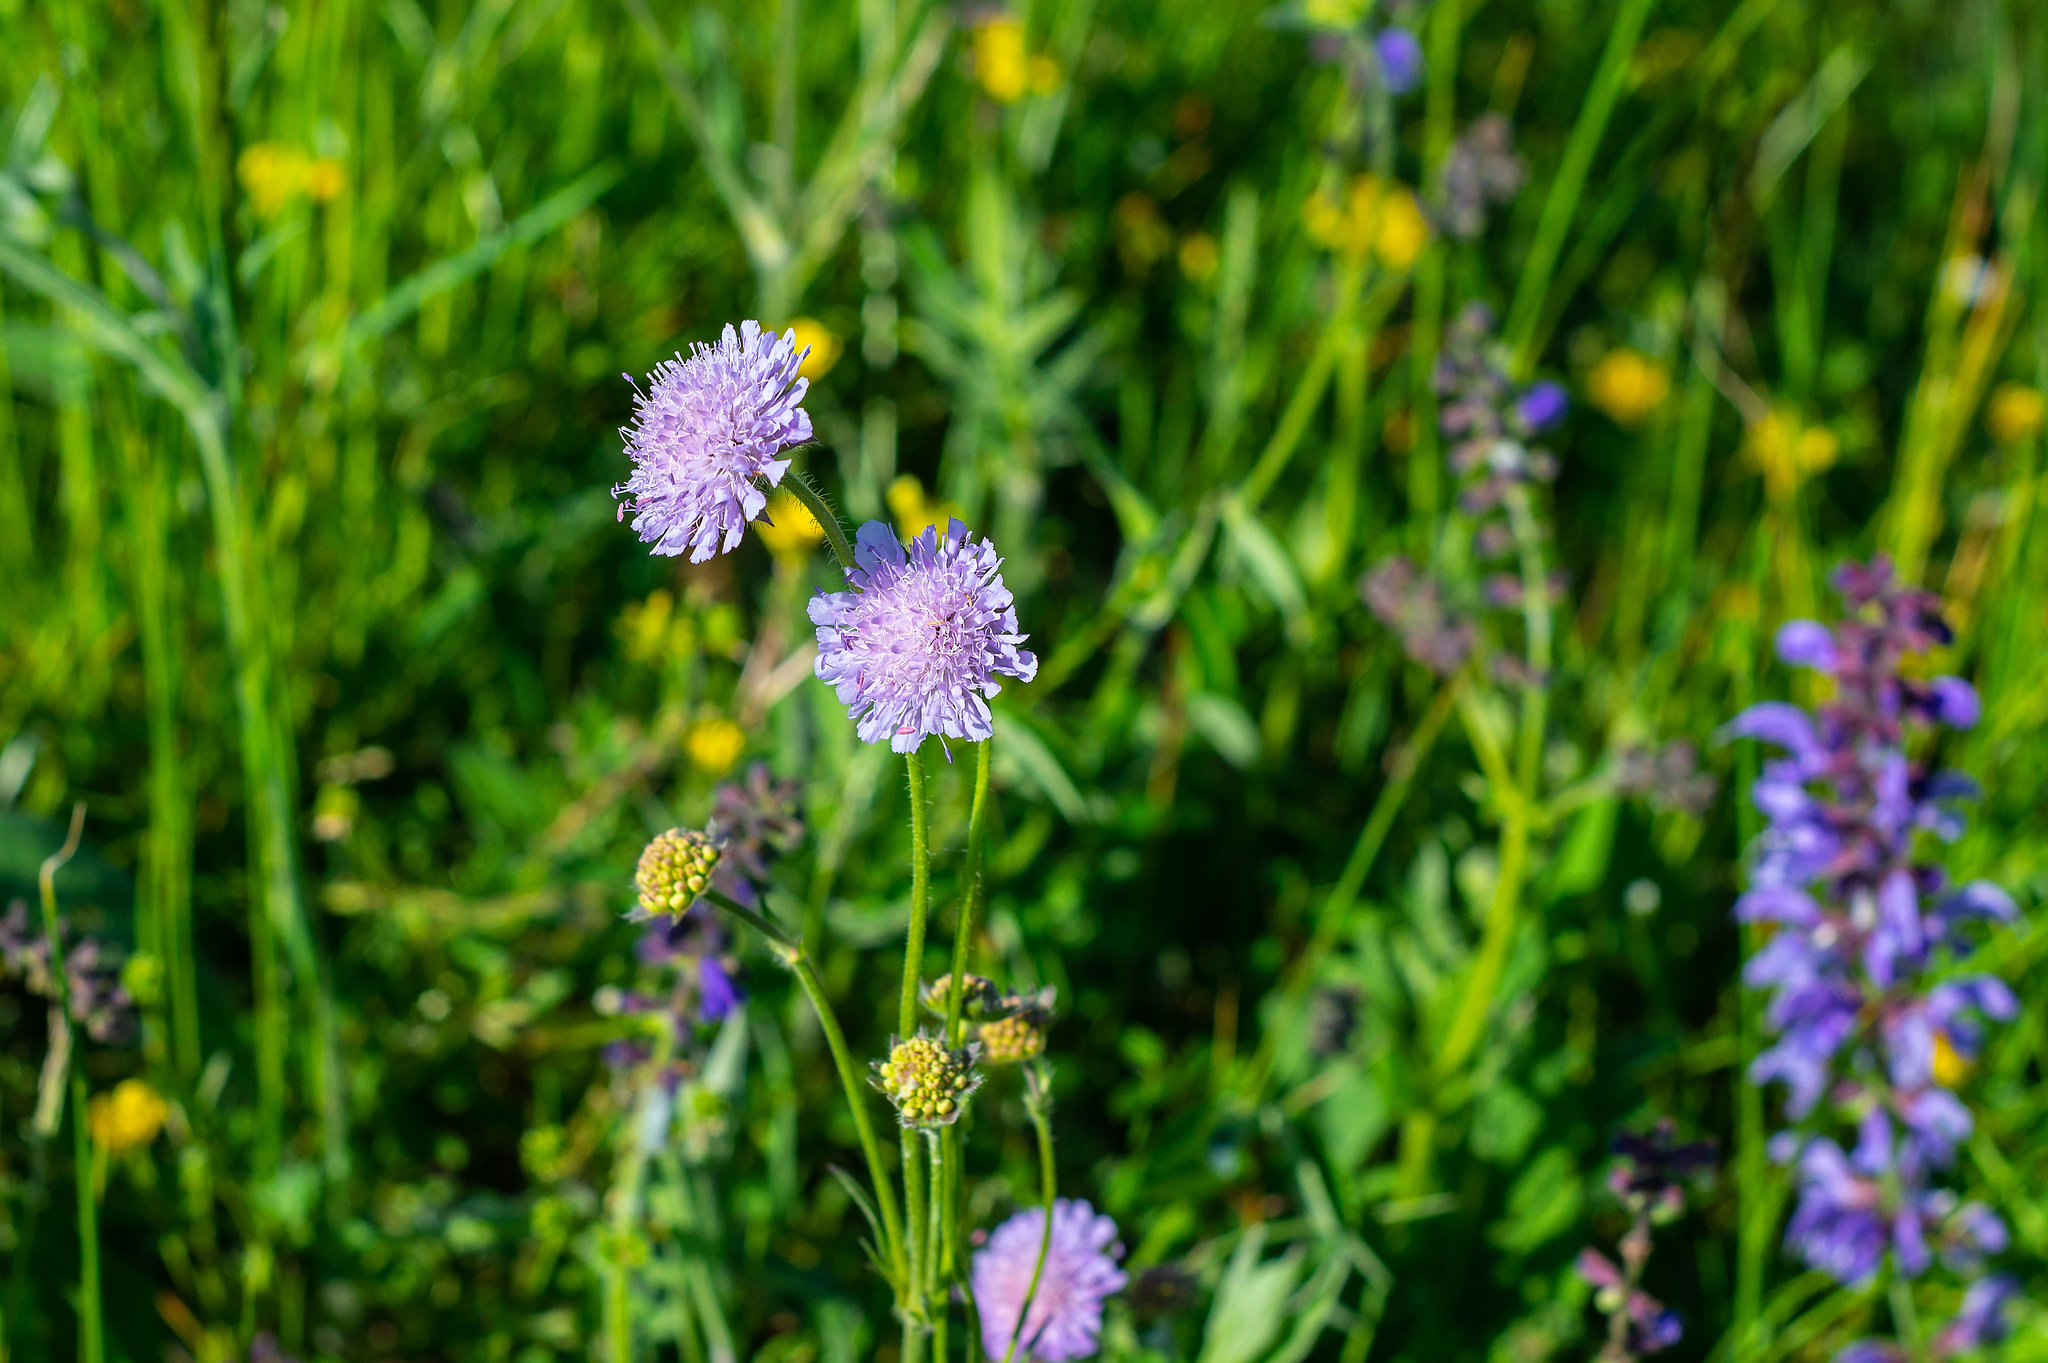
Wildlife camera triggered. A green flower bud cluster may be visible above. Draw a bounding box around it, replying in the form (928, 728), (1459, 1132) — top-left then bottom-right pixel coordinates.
(634, 829), (722, 919)
(976, 1010), (1047, 1065)
(872, 1031), (983, 1127)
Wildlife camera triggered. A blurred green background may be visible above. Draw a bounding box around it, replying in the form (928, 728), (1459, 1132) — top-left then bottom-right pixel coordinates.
(1, 0), (2045, 1361)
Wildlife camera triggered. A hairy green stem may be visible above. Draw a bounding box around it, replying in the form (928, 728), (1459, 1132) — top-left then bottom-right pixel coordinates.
(944, 740), (993, 1047)
(902, 748), (932, 1037)
(1002, 1071), (1058, 1363)
(784, 467), (859, 572)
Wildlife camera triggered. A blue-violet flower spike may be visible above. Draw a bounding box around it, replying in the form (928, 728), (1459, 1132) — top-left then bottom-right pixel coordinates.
(810, 519), (1038, 754)
(615, 321), (813, 562)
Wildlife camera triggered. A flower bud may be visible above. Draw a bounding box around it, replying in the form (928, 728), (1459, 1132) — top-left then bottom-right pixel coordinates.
(872, 1032), (983, 1128)
(634, 829), (724, 919)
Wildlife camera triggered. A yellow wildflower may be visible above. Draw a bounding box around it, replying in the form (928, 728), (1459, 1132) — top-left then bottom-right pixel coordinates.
(1304, 175), (1429, 269)
(887, 475), (964, 541)
(89, 1079), (169, 1157)
(237, 143), (345, 219)
(973, 19), (1030, 104)
(1931, 1030), (1970, 1087)
(1745, 407), (1838, 502)
(786, 318), (842, 381)
(756, 488), (825, 560)
(685, 718), (746, 774)
(1373, 186), (1429, 270)
(1178, 232), (1220, 282)
(1986, 383), (2046, 446)
(618, 589), (678, 663)
(1586, 349), (1672, 428)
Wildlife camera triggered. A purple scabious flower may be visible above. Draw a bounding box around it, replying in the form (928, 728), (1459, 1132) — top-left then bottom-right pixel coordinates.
(810, 519), (1038, 754)
(614, 321), (814, 562)
(1372, 28), (1424, 94)
(972, 1198), (1127, 1362)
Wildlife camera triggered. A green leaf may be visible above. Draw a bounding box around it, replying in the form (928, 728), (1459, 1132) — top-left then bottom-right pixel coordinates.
(1490, 1146), (1583, 1255)
(1196, 1228), (1302, 1363)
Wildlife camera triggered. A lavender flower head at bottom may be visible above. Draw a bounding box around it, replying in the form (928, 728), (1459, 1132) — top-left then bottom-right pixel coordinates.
(810, 519), (1038, 754)
(973, 1198), (1127, 1362)
(613, 321), (813, 562)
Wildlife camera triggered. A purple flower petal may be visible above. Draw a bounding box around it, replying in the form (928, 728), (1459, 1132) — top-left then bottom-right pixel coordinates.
(1775, 620), (1836, 671)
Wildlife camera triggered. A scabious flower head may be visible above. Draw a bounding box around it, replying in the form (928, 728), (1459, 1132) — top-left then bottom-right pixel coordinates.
(633, 829), (724, 921)
(614, 321), (813, 562)
(973, 1199), (1127, 1362)
(872, 1031), (982, 1127)
(0, 900), (137, 1045)
(809, 519), (1038, 754)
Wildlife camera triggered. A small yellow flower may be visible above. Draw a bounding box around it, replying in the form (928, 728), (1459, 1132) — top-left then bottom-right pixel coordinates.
(237, 144), (344, 219)
(89, 1079), (169, 1157)
(618, 590), (677, 663)
(304, 159), (346, 203)
(1986, 383), (2046, 446)
(886, 475), (964, 541)
(1587, 349), (1672, 428)
(1304, 175), (1429, 269)
(1373, 186), (1429, 270)
(1931, 1030), (1971, 1087)
(785, 318), (842, 381)
(973, 19), (1030, 104)
(685, 718), (746, 774)
(1744, 407), (1838, 502)
(1178, 232), (1220, 282)
(756, 488), (825, 561)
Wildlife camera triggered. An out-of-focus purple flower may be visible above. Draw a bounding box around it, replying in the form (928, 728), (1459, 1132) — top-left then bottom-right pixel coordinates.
(1613, 740), (1718, 816)
(614, 321), (813, 562)
(709, 762), (804, 906)
(696, 957), (743, 1022)
(1932, 1274), (2019, 1354)
(1439, 114), (1525, 238)
(0, 900), (136, 1045)
(1372, 28), (1424, 94)
(1610, 1120), (1716, 1207)
(1625, 1295), (1684, 1356)
(972, 1199), (1127, 1362)
(810, 519), (1038, 754)
(1436, 305), (1564, 514)
(1360, 555), (1475, 675)
(1515, 381), (1569, 433)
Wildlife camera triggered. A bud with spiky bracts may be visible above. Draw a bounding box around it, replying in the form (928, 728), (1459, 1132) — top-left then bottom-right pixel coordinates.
(871, 1031), (983, 1127)
(633, 829), (724, 921)
(920, 972), (1001, 1019)
(976, 1011), (1047, 1065)
(975, 984), (1056, 1066)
